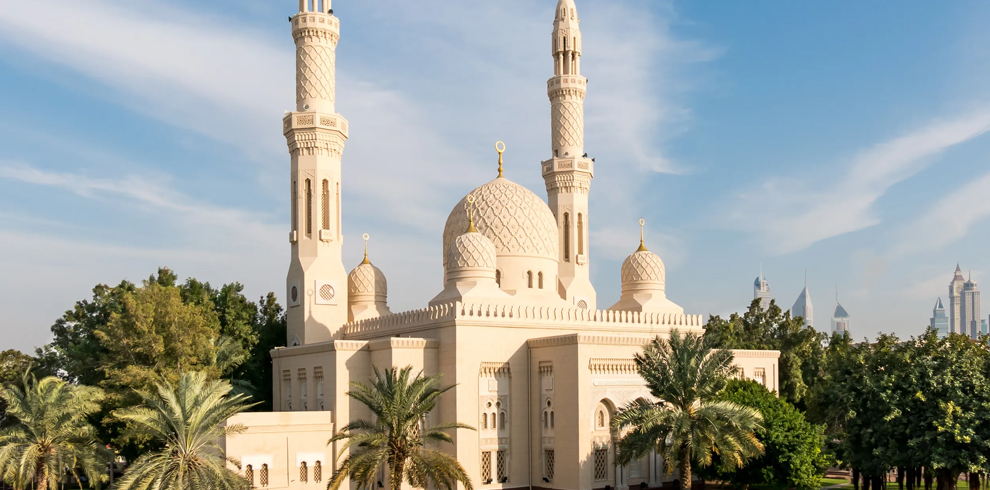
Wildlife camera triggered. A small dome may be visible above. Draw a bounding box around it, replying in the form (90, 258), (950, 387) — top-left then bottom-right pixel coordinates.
(348, 262), (387, 298)
(447, 231), (497, 271)
(621, 250), (665, 288)
(442, 177), (558, 269)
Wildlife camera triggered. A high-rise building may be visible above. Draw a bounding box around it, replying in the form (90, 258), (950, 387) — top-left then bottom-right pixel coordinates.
(930, 297), (949, 338)
(982, 319), (988, 337)
(791, 274), (813, 328)
(961, 272), (981, 339)
(832, 293), (850, 335)
(754, 268), (771, 311)
(949, 264), (966, 334)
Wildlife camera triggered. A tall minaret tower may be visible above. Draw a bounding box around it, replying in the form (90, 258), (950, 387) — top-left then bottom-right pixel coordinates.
(284, 0), (349, 345)
(542, 0), (597, 309)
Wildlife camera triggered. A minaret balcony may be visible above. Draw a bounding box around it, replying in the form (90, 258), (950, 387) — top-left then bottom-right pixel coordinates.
(283, 111), (349, 138)
(291, 12), (339, 32)
(541, 157), (594, 177)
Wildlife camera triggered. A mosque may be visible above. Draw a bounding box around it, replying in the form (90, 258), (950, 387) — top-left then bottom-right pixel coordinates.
(222, 1), (781, 489)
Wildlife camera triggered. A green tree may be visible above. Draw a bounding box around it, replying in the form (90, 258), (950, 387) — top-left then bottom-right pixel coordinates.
(0, 374), (107, 490)
(112, 371), (254, 490)
(0, 350), (35, 427)
(699, 379), (828, 489)
(328, 367), (474, 490)
(704, 298), (827, 407)
(613, 330), (764, 490)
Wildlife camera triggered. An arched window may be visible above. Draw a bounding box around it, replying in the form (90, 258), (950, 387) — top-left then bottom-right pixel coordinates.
(482, 413), (488, 429)
(499, 411), (506, 429)
(563, 213), (570, 262)
(492, 412), (497, 429)
(260, 464), (269, 487)
(543, 411), (548, 428)
(336, 182), (341, 238)
(538, 272), (544, 289)
(314, 461), (322, 483)
(305, 179), (313, 236)
(321, 180), (330, 230)
(550, 411), (555, 428)
(291, 181), (298, 232)
(245, 465), (254, 486)
(300, 461), (308, 483)
(527, 271), (534, 288)
(577, 213), (584, 255)
(495, 270), (501, 287)
(597, 410), (605, 428)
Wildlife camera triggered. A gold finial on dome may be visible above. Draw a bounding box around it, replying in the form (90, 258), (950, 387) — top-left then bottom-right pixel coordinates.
(361, 233), (371, 264)
(637, 218), (649, 252)
(495, 141), (506, 178)
(465, 195), (478, 233)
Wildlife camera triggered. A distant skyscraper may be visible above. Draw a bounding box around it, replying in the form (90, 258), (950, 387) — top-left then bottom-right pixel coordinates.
(949, 264), (966, 334)
(754, 267), (772, 311)
(961, 272), (981, 339)
(930, 297), (949, 338)
(982, 319), (988, 337)
(832, 292), (850, 335)
(792, 273), (813, 328)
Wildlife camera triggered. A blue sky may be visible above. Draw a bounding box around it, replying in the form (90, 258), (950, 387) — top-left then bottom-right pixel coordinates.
(2, 0), (989, 353)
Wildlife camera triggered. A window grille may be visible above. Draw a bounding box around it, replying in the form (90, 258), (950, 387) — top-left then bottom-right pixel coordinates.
(314, 461), (322, 483)
(260, 464), (269, 487)
(481, 451), (492, 482)
(594, 449), (608, 481)
(544, 450), (555, 482)
(245, 465), (254, 486)
(321, 180), (330, 230)
(754, 368), (766, 386)
(305, 179), (313, 235)
(563, 213), (570, 262)
(482, 413), (488, 429)
(300, 461), (308, 483)
(497, 450), (507, 481)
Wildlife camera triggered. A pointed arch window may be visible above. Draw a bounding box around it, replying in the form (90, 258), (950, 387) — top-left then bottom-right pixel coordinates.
(577, 213), (584, 255)
(245, 465), (254, 486)
(305, 179), (313, 236)
(260, 464), (269, 487)
(563, 213), (570, 262)
(314, 461), (322, 483)
(495, 270), (501, 287)
(499, 411), (506, 429)
(538, 272), (544, 289)
(291, 181), (298, 232)
(321, 180), (330, 230)
(482, 413), (488, 429)
(300, 461), (308, 483)
(527, 271), (534, 289)
(336, 182), (341, 239)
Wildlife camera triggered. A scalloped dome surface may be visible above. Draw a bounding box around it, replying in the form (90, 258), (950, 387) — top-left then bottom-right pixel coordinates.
(443, 177), (559, 266)
(348, 262), (387, 296)
(447, 231), (497, 270)
(621, 250), (665, 285)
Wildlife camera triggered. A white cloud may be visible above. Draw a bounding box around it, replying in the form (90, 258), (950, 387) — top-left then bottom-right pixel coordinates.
(894, 170), (990, 256)
(726, 110), (990, 254)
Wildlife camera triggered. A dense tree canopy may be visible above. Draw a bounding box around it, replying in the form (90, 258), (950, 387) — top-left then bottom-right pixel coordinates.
(699, 379), (828, 490)
(704, 298), (828, 407)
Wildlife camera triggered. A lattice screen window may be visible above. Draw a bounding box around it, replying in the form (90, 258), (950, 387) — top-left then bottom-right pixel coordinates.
(497, 450), (507, 482)
(245, 465), (254, 487)
(300, 461), (308, 483)
(754, 368), (766, 386)
(481, 451), (492, 482)
(299, 368), (308, 410)
(314, 461), (322, 483)
(594, 449), (608, 481)
(544, 449), (555, 482)
(315, 367), (325, 409)
(260, 464), (269, 487)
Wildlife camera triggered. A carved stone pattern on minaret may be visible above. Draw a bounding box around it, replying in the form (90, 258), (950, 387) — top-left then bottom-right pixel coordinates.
(296, 42), (336, 106)
(551, 101), (584, 150)
(286, 131), (345, 157)
(544, 172), (591, 194)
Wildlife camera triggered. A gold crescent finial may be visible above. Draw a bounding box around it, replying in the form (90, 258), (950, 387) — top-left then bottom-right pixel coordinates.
(361, 233), (370, 264)
(637, 218), (648, 252)
(495, 141), (506, 178)
(465, 195), (478, 233)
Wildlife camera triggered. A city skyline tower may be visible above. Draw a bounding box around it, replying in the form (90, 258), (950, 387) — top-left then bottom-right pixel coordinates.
(949, 264), (965, 334)
(542, 0), (597, 309)
(791, 272), (813, 328)
(754, 266), (771, 310)
(284, 0), (350, 345)
(961, 272), (981, 339)
(832, 289), (850, 334)
(931, 297), (949, 337)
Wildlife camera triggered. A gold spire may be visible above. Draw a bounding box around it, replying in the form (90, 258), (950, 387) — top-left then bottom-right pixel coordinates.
(637, 218), (648, 252)
(465, 195), (478, 233)
(495, 141), (506, 178)
(361, 233), (370, 264)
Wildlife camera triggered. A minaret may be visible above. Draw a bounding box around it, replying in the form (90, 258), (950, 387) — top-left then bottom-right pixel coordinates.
(284, 0), (349, 345)
(542, 0), (596, 309)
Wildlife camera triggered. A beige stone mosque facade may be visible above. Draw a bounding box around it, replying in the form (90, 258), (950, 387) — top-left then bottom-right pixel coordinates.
(222, 1), (781, 489)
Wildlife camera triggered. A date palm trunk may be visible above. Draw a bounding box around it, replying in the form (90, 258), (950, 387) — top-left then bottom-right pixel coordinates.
(679, 445), (691, 490)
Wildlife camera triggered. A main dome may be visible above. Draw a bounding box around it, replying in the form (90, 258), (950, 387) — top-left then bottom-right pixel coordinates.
(442, 177), (559, 267)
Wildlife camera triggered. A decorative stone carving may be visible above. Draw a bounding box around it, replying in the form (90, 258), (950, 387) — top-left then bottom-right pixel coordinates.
(447, 232), (497, 270)
(347, 263), (387, 298)
(620, 251), (665, 286)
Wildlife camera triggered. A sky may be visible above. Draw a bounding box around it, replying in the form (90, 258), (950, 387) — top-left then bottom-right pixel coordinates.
(2, 0), (990, 353)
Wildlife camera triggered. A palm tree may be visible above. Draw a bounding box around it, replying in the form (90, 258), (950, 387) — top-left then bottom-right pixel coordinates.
(111, 371), (255, 490)
(328, 366), (474, 490)
(0, 372), (107, 490)
(613, 330), (765, 490)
